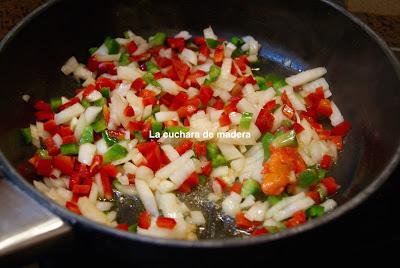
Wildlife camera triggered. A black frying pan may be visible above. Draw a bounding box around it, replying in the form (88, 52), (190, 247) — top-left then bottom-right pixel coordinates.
(1, 0), (400, 264)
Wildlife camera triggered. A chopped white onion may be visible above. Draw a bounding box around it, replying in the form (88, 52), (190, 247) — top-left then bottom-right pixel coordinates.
(285, 67), (327, 87)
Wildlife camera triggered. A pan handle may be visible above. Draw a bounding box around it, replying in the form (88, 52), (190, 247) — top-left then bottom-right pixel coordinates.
(0, 178), (72, 259)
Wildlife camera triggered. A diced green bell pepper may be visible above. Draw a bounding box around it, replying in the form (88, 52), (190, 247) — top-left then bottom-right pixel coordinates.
(267, 195), (283, 206)
(151, 121), (163, 135)
(103, 144), (128, 163)
(206, 143), (220, 160)
(119, 52), (130, 66)
(89, 47), (98, 55)
(261, 132), (275, 160)
(128, 224), (138, 233)
(80, 126), (94, 144)
(306, 205), (325, 218)
(104, 37), (120, 54)
(209, 64), (221, 82)
(272, 130), (297, 148)
(241, 179), (260, 198)
(91, 115), (107, 133)
(100, 87), (110, 99)
(151, 104), (160, 115)
(165, 126), (189, 133)
(230, 36), (245, 47)
(81, 98), (90, 108)
(142, 72), (160, 87)
(94, 97), (107, 107)
(206, 38), (221, 49)
(231, 48), (244, 58)
(298, 168), (319, 187)
(145, 61), (159, 74)
(149, 32), (167, 47)
(134, 131), (145, 143)
(60, 143), (79, 155)
(20, 128), (32, 144)
(102, 131), (118, 146)
(255, 76), (268, 90)
(317, 168), (327, 179)
(50, 97), (62, 112)
(239, 112), (253, 130)
(211, 154), (227, 168)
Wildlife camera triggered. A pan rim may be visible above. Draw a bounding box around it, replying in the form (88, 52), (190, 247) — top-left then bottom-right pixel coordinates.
(0, 0), (400, 248)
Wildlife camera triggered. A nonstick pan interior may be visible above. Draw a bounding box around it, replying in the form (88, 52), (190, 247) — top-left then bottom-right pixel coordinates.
(0, 0), (399, 245)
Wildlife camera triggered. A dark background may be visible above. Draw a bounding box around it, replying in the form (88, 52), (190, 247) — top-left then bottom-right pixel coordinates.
(0, 0), (399, 267)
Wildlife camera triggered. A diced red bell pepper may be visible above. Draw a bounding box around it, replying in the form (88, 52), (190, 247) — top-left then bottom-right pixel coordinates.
(153, 71), (165, 80)
(82, 84), (96, 98)
(123, 105), (135, 117)
(62, 135), (76, 144)
(177, 105), (197, 118)
(116, 223), (129, 231)
(175, 140), (193, 155)
(72, 184), (91, 195)
(36, 159), (52, 177)
(201, 161), (212, 176)
(331, 121), (351, 137)
(219, 112), (231, 127)
(214, 44), (225, 65)
(156, 216), (177, 229)
(293, 122), (305, 134)
(193, 37), (206, 46)
(307, 191), (321, 204)
(89, 155), (103, 175)
(44, 137), (60, 156)
(138, 89), (157, 107)
(212, 98), (225, 110)
(230, 182), (242, 194)
(169, 92), (189, 110)
(235, 212), (260, 230)
(285, 211), (306, 228)
(58, 97), (80, 111)
(95, 77), (118, 90)
(317, 99), (333, 117)
(131, 78), (147, 91)
(198, 85), (214, 106)
(145, 146), (163, 172)
(57, 126), (74, 137)
(320, 177), (339, 195)
(159, 93), (174, 107)
(87, 56), (100, 72)
(35, 111), (54, 121)
(215, 177), (228, 190)
(127, 40), (138, 54)
(233, 56), (249, 72)
(68, 173), (81, 191)
(44, 120), (58, 133)
(141, 122), (152, 140)
(98, 62), (117, 75)
(34, 100), (52, 112)
(127, 121), (144, 132)
(193, 143), (207, 157)
(154, 55), (172, 68)
(251, 228), (268, 236)
(100, 164), (117, 200)
(199, 45), (210, 58)
(138, 211), (151, 229)
(256, 101), (276, 134)
(187, 70), (207, 88)
(178, 172), (199, 193)
(52, 155), (74, 175)
(320, 154), (332, 169)
(137, 141), (158, 155)
(167, 37), (185, 52)
(66, 201), (81, 215)
(171, 57), (190, 82)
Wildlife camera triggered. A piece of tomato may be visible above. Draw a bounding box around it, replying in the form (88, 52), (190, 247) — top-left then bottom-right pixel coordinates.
(156, 216), (177, 229)
(138, 211), (151, 229)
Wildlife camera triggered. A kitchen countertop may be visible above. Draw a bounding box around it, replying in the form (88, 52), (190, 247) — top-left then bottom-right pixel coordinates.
(1, 0), (400, 266)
